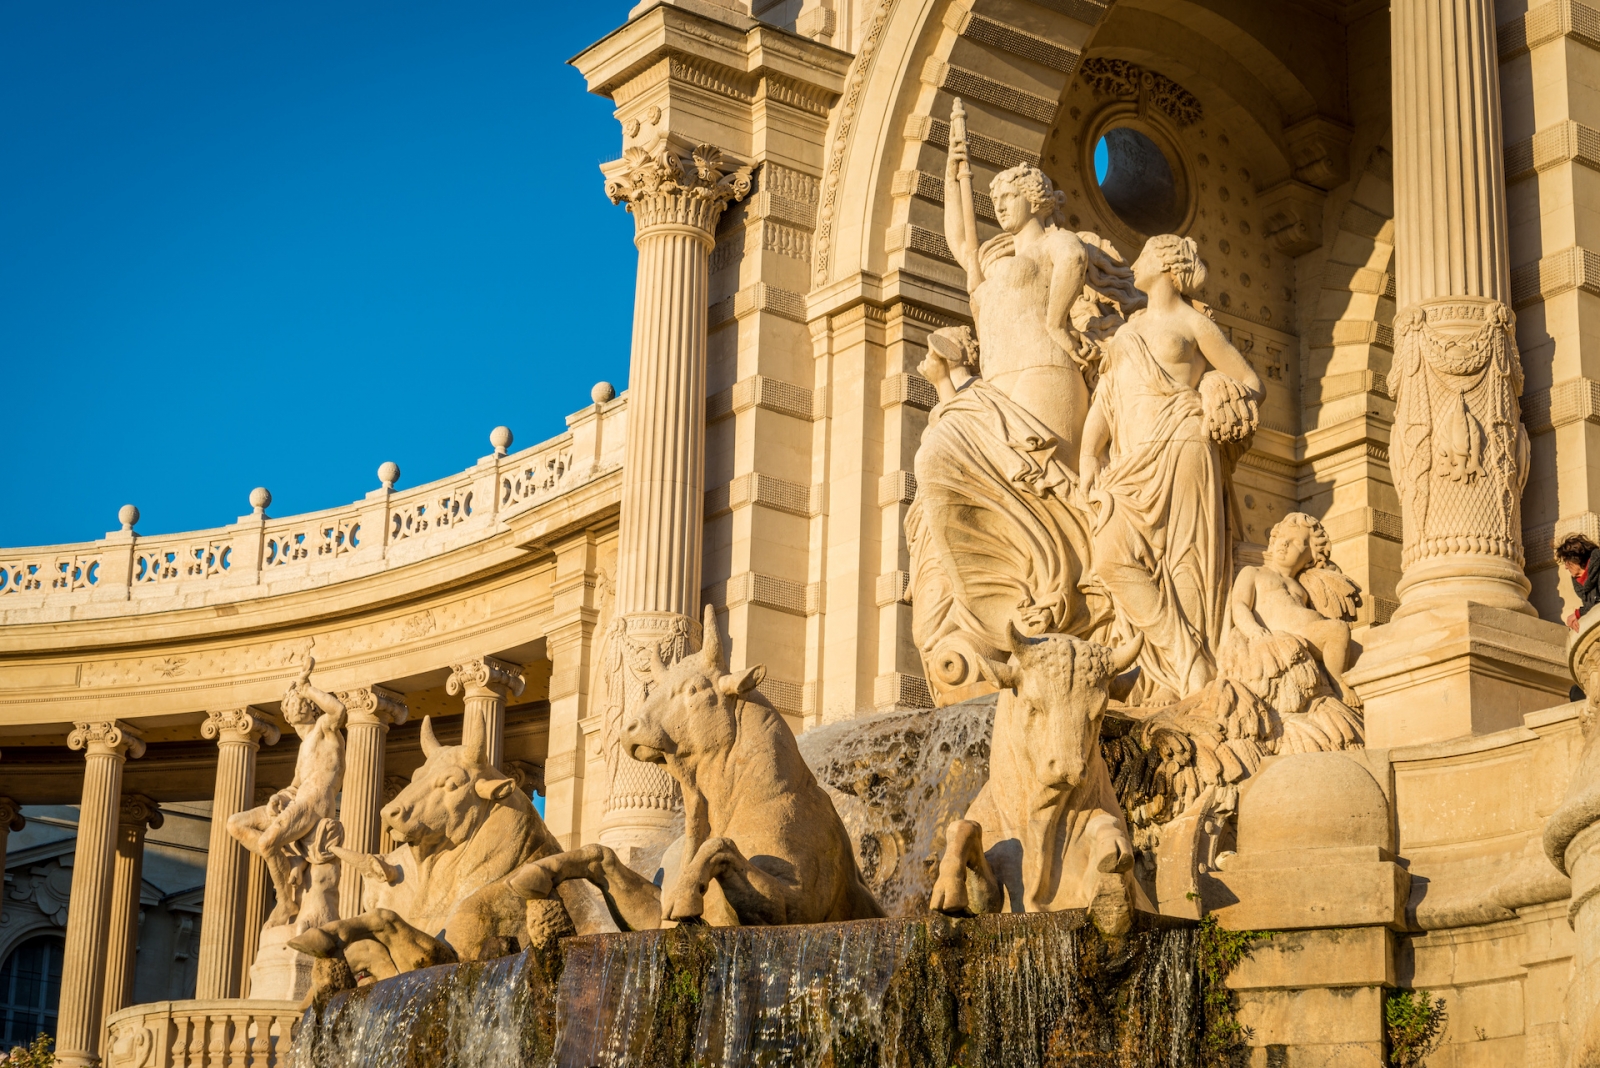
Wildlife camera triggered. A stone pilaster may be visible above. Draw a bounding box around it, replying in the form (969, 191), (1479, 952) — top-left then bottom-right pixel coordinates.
(102, 794), (161, 1031)
(446, 657), (523, 772)
(334, 685), (407, 917)
(56, 720), (145, 1068)
(195, 707), (279, 1000)
(596, 138), (751, 862)
(0, 796), (23, 915)
(543, 532), (603, 850)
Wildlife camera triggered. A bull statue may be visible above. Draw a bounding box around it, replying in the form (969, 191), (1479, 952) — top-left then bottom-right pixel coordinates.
(930, 626), (1145, 934)
(621, 605), (883, 925)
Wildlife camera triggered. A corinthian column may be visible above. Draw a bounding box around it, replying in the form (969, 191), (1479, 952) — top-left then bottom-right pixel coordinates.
(102, 794), (161, 1030)
(195, 707), (279, 1000)
(446, 658), (522, 772)
(1388, 0), (1530, 617)
(597, 138), (751, 862)
(334, 685), (407, 917)
(56, 721), (145, 1068)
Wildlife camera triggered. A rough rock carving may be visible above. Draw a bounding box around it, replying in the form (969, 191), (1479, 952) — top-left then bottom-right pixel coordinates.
(621, 605), (883, 925)
(930, 628), (1144, 934)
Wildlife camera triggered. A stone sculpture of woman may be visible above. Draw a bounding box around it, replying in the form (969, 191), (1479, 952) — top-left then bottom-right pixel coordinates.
(943, 99), (1140, 467)
(1078, 235), (1262, 701)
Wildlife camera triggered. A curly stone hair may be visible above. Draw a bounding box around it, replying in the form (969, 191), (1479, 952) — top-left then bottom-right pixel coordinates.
(990, 163), (1067, 220)
(1267, 512), (1334, 570)
(1555, 533), (1600, 567)
(1143, 233), (1208, 294)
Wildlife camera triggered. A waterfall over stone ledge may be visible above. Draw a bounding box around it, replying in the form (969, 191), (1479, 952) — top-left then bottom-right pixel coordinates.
(291, 911), (1200, 1068)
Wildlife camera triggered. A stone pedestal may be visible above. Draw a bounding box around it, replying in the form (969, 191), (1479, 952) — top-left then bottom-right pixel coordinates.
(1347, 603), (1570, 748)
(1227, 928), (1394, 1066)
(102, 794), (162, 1030)
(446, 657), (522, 772)
(57, 720), (145, 1068)
(196, 707), (279, 1001)
(334, 685), (407, 918)
(246, 924), (315, 1004)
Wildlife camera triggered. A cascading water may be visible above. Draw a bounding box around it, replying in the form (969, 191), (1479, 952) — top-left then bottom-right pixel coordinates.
(294, 912), (1200, 1068)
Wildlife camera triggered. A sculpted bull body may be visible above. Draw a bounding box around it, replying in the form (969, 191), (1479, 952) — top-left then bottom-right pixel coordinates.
(621, 605), (883, 925)
(931, 627), (1144, 933)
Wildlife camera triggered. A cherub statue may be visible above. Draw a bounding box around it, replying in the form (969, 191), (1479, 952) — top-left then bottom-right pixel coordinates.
(228, 658), (347, 926)
(1223, 513), (1363, 710)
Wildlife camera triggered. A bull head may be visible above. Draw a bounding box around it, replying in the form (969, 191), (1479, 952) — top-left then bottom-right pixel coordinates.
(995, 625), (1141, 790)
(380, 714), (517, 861)
(622, 605), (766, 768)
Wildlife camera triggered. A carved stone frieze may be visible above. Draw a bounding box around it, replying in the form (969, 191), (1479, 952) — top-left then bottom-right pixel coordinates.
(604, 139), (754, 239)
(68, 720), (146, 759)
(200, 707), (281, 748)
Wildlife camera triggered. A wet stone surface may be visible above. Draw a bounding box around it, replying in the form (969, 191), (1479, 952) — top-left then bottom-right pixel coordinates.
(294, 910), (1200, 1068)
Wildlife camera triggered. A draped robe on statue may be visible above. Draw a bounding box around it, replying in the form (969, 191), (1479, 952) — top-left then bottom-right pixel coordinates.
(1086, 327), (1233, 699)
(906, 377), (1105, 705)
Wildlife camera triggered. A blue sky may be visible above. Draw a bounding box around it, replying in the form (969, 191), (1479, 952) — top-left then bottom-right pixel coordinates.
(1, 2), (638, 547)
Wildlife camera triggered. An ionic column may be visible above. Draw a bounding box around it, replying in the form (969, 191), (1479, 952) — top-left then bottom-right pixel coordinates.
(0, 797), (23, 913)
(102, 794), (161, 1031)
(597, 138), (751, 860)
(56, 721), (145, 1068)
(195, 708), (279, 1000)
(446, 658), (524, 772)
(1388, 0), (1531, 617)
(334, 685), (408, 918)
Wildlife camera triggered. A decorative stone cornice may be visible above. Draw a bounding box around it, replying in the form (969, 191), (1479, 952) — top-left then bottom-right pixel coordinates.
(603, 139), (753, 240)
(117, 792), (164, 831)
(336, 685), (409, 729)
(447, 655), (527, 700)
(0, 796), (24, 833)
(67, 720), (146, 759)
(200, 707), (281, 748)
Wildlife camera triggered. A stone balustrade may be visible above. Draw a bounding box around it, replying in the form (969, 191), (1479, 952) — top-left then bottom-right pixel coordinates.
(0, 393), (624, 622)
(104, 1000), (302, 1068)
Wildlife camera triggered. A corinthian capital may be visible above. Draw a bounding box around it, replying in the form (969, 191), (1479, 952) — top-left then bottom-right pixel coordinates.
(0, 797), (24, 833)
(201, 707), (282, 747)
(447, 655), (527, 700)
(68, 720), (147, 759)
(603, 138), (753, 238)
(118, 792), (164, 831)
(336, 685), (410, 729)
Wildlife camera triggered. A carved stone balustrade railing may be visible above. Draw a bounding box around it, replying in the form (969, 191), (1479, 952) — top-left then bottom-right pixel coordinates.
(0, 394), (625, 622)
(104, 1000), (301, 1068)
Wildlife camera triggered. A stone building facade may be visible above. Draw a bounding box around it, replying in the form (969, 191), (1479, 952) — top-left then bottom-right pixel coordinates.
(4, 0), (1600, 1063)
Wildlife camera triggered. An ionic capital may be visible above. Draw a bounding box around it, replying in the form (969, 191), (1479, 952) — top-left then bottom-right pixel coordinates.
(447, 655), (527, 700)
(603, 139), (753, 240)
(201, 707), (281, 748)
(0, 796), (24, 833)
(117, 792), (164, 831)
(336, 685), (410, 729)
(68, 720), (146, 760)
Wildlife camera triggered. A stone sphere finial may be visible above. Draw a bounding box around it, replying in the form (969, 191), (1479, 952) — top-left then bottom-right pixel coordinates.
(249, 487), (272, 515)
(592, 381), (616, 404)
(118, 504), (140, 532)
(378, 462), (400, 490)
(490, 426), (513, 456)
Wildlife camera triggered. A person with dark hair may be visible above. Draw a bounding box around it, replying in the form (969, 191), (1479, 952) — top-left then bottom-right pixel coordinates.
(1556, 533), (1600, 632)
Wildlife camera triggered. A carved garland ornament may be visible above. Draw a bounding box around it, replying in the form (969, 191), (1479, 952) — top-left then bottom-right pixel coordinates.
(1388, 300), (1530, 568)
(605, 141), (754, 237)
(1078, 58), (1203, 127)
(600, 614), (693, 815)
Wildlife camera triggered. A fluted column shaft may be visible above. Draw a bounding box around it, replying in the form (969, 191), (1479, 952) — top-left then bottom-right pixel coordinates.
(596, 140), (751, 860)
(102, 794), (161, 1034)
(1388, 0), (1532, 616)
(238, 835), (270, 997)
(195, 708), (278, 1000)
(334, 686), (407, 918)
(56, 721), (145, 1068)
(447, 658), (523, 772)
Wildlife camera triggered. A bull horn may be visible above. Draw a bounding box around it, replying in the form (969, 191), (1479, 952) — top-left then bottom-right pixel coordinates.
(420, 716), (441, 758)
(1006, 619), (1036, 653)
(701, 604), (724, 670)
(1109, 633), (1144, 676)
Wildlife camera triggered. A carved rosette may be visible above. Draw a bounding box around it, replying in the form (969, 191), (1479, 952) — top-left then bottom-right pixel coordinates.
(201, 707), (281, 748)
(604, 140), (753, 241)
(67, 720), (147, 759)
(1387, 298), (1531, 607)
(336, 685), (410, 728)
(117, 792), (164, 831)
(0, 796), (23, 833)
(446, 655), (526, 700)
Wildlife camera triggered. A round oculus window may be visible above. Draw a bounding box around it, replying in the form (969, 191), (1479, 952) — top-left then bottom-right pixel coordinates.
(1091, 125), (1189, 236)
